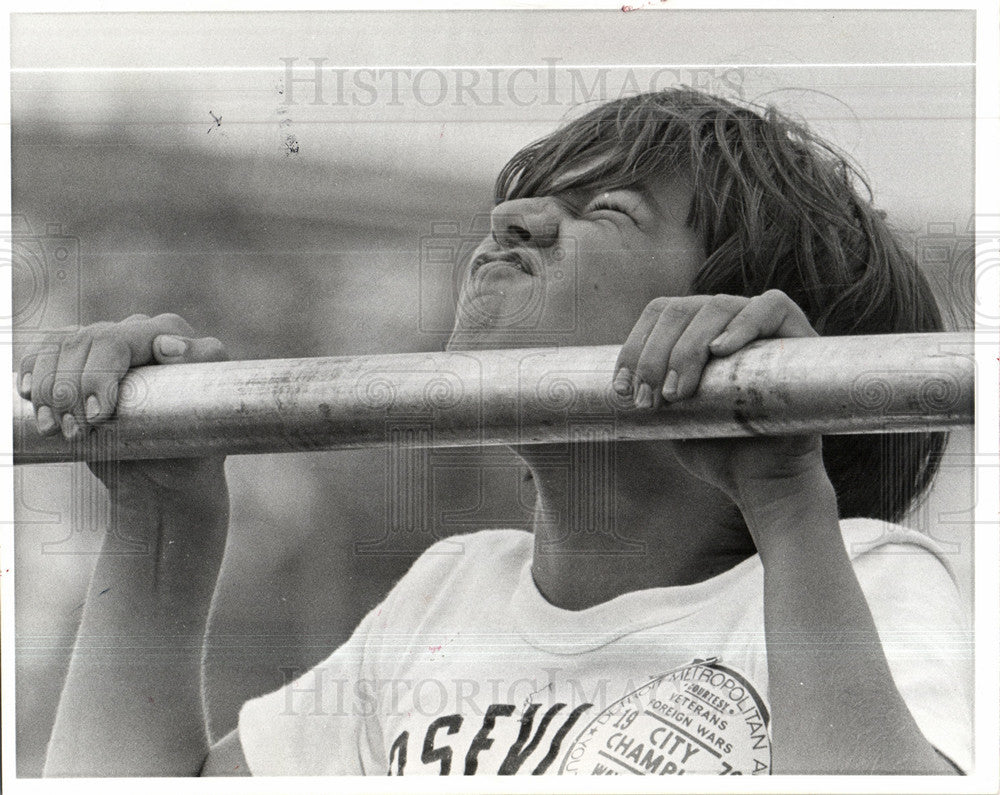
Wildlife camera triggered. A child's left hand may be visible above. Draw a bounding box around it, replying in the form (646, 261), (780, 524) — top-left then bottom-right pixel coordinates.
(613, 289), (827, 509)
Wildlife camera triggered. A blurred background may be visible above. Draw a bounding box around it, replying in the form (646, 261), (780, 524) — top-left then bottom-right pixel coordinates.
(11, 9), (976, 776)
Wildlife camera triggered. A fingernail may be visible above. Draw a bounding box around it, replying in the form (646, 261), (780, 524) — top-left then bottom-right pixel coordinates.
(36, 406), (57, 434)
(613, 367), (632, 395)
(662, 370), (679, 400)
(61, 414), (80, 440)
(157, 335), (187, 357)
(19, 372), (31, 395)
(710, 332), (732, 350)
(85, 395), (101, 421)
(635, 382), (653, 409)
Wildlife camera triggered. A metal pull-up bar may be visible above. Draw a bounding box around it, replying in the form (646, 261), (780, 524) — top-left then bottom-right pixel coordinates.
(12, 332), (973, 464)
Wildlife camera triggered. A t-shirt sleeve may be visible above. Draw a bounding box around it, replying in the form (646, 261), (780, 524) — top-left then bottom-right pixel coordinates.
(847, 521), (973, 773)
(237, 601), (388, 776)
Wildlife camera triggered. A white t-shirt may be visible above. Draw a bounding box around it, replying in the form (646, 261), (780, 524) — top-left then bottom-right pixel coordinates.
(238, 519), (972, 776)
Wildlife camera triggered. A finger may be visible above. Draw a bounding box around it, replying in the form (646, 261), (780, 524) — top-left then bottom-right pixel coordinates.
(52, 333), (96, 439)
(117, 313), (197, 366)
(79, 335), (133, 425)
(613, 299), (668, 397)
(30, 339), (64, 436)
(633, 300), (705, 408)
(19, 324), (88, 398)
(152, 334), (227, 365)
(666, 294), (749, 401)
(17, 352), (37, 398)
(709, 289), (817, 356)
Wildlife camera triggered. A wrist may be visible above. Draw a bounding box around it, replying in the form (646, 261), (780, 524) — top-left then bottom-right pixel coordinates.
(736, 466), (840, 561)
(734, 456), (833, 516)
(98, 460), (230, 568)
(105, 458), (230, 516)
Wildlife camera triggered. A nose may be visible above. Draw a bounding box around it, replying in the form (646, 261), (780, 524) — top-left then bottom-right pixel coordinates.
(490, 197), (561, 249)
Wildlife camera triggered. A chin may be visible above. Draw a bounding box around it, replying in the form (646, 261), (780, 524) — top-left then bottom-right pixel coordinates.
(447, 292), (546, 351)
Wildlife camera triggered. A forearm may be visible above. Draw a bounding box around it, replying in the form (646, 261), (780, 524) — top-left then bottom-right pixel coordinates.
(44, 478), (229, 777)
(740, 472), (954, 775)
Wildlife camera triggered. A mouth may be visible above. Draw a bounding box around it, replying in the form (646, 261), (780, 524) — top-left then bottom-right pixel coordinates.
(470, 250), (535, 277)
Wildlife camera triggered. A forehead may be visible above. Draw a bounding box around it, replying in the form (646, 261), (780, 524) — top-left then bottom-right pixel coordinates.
(545, 159), (609, 193)
(539, 156), (692, 222)
(533, 153), (637, 196)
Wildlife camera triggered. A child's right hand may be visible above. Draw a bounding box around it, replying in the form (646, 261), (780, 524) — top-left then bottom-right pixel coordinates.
(18, 313), (229, 500)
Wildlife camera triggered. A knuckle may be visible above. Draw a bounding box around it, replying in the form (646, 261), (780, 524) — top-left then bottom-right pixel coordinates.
(156, 312), (192, 331)
(121, 313), (150, 325)
(707, 293), (739, 309)
(704, 294), (728, 312)
(50, 376), (81, 410)
(82, 321), (115, 338)
(89, 338), (133, 370)
(658, 302), (689, 322)
(79, 368), (115, 392)
(35, 335), (63, 357)
(669, 344), (707, 371)
(64, 329), (92, 351)
(91, 331), (130, 356)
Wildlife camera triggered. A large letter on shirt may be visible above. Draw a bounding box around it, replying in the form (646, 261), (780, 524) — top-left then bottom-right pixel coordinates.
(421, 714), (463, 775)
(464, 704), (516, 774)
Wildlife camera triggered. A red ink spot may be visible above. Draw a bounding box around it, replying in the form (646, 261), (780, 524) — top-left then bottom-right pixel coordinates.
(148, 697), (154, 704)
(429, 645), (442, 653)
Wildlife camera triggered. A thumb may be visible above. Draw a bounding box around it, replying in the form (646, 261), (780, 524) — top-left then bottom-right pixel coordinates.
(152, 334), (227, 364)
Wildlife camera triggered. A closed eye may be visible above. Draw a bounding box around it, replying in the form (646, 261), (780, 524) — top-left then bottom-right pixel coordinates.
(587, 199), (631, 216)
(583, 191), (641, 221)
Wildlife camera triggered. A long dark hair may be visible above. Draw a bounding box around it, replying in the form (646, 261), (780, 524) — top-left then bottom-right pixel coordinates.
(496, 88), (946, 523)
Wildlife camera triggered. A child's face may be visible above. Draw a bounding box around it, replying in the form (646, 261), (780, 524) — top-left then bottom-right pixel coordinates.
(447, 170), (705, 351)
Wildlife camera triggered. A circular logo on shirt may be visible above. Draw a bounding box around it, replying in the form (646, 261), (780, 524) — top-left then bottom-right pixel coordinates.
(558, 659), (771, 776)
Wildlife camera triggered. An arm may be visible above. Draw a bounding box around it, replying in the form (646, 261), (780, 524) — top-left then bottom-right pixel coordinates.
(736, 466), (957, 775)
(616, 290), (959, 774)
(21, 314), (234, 776)
(44, 464), (229, 776)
